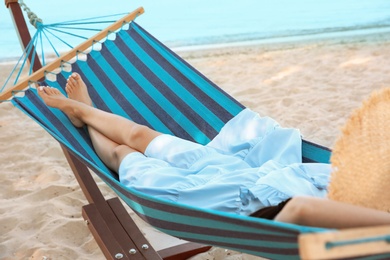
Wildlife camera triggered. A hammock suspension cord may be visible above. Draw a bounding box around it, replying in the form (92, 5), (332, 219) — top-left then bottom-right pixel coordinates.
(19, 0), (43, 28)
(1, 0), (134, 96)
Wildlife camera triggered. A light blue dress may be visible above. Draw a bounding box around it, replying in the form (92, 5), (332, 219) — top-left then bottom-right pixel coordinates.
(119, 108), (331, 215)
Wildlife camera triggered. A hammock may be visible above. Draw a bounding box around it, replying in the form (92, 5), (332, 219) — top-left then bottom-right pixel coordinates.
(3, 4), (390, 260)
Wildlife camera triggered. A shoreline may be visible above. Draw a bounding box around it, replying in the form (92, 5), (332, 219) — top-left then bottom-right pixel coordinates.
(173, 26), (390, 53)
(1, 33), (390, 259)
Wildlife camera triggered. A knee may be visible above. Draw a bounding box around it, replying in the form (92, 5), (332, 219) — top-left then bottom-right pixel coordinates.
(275, 196), (314, 225)
(112, 145), (134, 170)
(128, 124), (150, 144)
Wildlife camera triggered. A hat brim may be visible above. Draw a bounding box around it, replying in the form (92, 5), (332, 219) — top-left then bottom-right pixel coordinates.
(329, 88), (390, 212)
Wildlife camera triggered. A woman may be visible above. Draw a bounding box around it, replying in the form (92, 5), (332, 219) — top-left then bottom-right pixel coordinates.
(37, 72), (390, 229)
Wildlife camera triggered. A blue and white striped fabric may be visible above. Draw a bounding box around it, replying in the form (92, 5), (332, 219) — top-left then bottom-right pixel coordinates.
(12, 22), (390, 259)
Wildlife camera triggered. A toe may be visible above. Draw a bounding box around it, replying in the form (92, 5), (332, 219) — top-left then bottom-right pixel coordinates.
(72, 72), (80, 80)
(48, 87), (59, 95)
(44, 87), (52, 95)
(53, 88), (61, 95)
(37, 86), (46, 96)
(65, 83), (72, 94)
(67, 75), (73, 86)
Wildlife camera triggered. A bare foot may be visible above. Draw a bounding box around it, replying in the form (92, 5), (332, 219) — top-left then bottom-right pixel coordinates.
(65, 72), (93, 106)
(37, 86), (84, 128)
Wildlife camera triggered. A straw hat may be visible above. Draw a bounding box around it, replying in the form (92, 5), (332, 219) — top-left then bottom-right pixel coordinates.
(328, 88), (390, 212)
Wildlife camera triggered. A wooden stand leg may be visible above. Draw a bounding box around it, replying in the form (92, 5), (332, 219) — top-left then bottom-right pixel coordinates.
(107, 197), (212, 260)
(83, 204), (135, 260)
(158, 243), (213, 260)
(83, 196), (212, 260)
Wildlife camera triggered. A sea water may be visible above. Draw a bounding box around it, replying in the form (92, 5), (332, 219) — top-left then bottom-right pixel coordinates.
(1, 0), (390, 62)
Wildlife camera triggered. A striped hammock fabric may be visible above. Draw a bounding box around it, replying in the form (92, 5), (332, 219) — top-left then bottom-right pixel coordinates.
(11, 22), (389, 260)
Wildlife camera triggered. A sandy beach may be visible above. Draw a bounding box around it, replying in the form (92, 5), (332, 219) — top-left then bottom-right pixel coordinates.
(1, 32), (390, 259)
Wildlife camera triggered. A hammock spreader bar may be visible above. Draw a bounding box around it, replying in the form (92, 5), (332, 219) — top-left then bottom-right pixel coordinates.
(0, 6), (145, 101)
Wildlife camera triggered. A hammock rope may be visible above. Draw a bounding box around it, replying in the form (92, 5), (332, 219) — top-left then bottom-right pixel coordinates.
(19, 0), (43, 28)
(0, 1), (135, 97)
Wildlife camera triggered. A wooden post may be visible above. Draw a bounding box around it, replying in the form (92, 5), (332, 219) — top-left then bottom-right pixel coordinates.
(5, 0), (42, 73)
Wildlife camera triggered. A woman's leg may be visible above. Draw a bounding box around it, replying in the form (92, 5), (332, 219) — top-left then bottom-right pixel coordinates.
(87, 126), (136, 172)
(275, 196), (390, 229)
(64, 72), (138, 172)
(38, 75), (161, 154)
